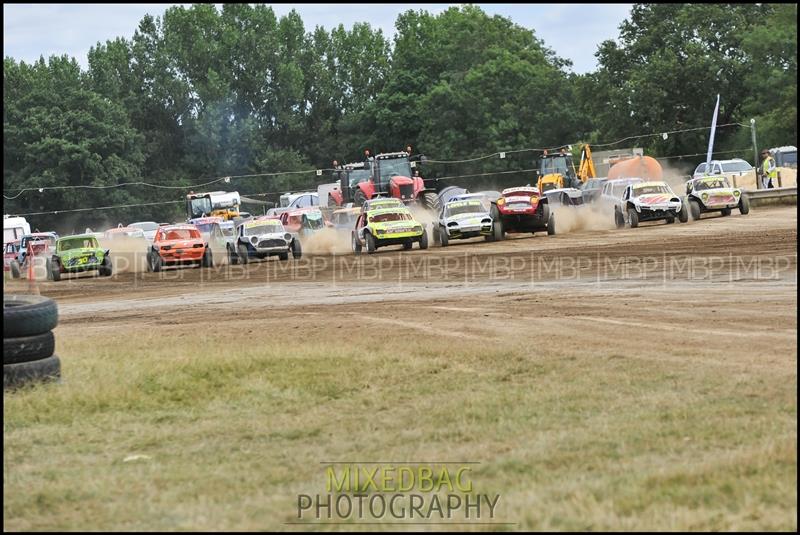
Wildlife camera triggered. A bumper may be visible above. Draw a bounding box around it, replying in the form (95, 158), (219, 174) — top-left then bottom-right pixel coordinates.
(447, 224), (493, 238)
(499, 213), (548, 232)
(637, 206), (681, 221)
(158, 249), (204, 263)
(375, 231), (424, 246)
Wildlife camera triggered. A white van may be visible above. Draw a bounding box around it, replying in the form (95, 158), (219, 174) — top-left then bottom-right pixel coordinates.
(3, 215), (31, 246)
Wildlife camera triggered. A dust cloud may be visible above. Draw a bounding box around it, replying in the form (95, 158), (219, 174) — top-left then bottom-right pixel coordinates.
(99, 236), (150, 274)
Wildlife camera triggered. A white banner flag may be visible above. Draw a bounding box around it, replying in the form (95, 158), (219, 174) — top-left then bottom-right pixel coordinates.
(706, 94), (720, 166)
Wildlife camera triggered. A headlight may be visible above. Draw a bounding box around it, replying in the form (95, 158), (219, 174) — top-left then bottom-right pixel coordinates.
(250, 236), (258, 244)
(496, 198), (506, 206)
(376, 228), (385, 235)
(415, 225), (423, 232)
(701, 193), (709, 201)
(733, 190), (741, 197)
(284, 233), (292, 240)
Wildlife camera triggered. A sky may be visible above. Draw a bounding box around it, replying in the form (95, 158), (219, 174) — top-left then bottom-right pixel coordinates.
(3, 3), (632, 74)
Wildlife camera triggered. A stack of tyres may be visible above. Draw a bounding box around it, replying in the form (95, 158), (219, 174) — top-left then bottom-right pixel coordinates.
(4, 295), (61, 389)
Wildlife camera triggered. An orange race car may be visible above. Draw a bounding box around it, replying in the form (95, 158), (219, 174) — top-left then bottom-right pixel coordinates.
(147, 224), (213, 272)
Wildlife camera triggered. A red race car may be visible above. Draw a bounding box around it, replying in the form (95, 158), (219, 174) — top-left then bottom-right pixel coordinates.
(278, 207), (330, 237)
(490, 186), (555, 239)
(147, 225), (213, 272)
(3, 240), (20, 272)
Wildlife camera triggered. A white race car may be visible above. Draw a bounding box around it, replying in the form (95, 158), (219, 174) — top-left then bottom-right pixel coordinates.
(614, 181), (689, 228)
(684, 176), (750, 220)
(433, 197), (494, 246)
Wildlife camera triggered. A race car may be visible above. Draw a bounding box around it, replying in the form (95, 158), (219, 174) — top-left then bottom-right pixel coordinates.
(9, 232), (58, 279)
(331, 207), (361, 230)
(541, 187), (585, 207)
(360, 197), (405, 213)
(351, 206), (428, 254)
(433, 198), (494, 246)
(235, 218), (301, 263)
(103, 225), (146, 240)
(277, 207), (329, 237)
(4, 240), (20, 273)
(46, 234), (112, 281)
(684, 176), (750, 220)
(147, 224), (213, 272)
(490, 186), (554, 239)
(614, 181), (689, 228)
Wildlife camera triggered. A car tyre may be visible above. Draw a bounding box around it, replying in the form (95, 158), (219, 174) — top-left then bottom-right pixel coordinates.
(3, 294), (58, 338)
(10, 260), (21, 279)
(291, 239), (302, 259)
(627, 207), (639, 228)
(689, 199), (701, 221)
(99, 256), (113, 276)
(738, 194), (750, 215)
(666, 216), (675, 224)
(547, 213), (556, 236)
(418, 229), (429, 250)
(365, 232), (377, 254)
(439, 227), (449, 247)
(201, 247), (213, 268)
(237, 243), (249, 265)
(720, 207), (732, 217)
(4, 355), (61, 390)
(678, 202), (689, 223)
(614, 208), (625, 229)
(4, 331), (55, 365)
(352, 233), (362, 255)
(148, 250), (162, 272)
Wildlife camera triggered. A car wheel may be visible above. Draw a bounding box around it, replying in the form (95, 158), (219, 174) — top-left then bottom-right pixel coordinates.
(689, 199), (701, 221)
(418, 229), (429, 250)
(614, 208), (625, 229)
(352, 233), (362, 255)
(678, 202), (689, 223)
(278, 251), (289, 261)
(627, 207), (639, 228)
(149, 250), (162, 272)
(440, 227), (449, 247)
(48, 258), (61, 281)
(403, 241), (413, 250)
(547, 213), (556, 235)
(10, 260), (21, 279)
(365, 232), (377, 254)
(666, 216), (675, 224)
(99, 256), (113, 276)
(720, 207), (732, 217)
(491, 209), (504, 241)
(228, 245), (239, 265)
(237, 243), (249, 265)
(738, 195), (750, 215)
(291, 239), (302, 259)
(201, 247), (213, 268)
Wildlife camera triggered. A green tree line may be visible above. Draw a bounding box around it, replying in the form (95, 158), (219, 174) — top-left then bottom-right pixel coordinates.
(3, 3), (796, 231)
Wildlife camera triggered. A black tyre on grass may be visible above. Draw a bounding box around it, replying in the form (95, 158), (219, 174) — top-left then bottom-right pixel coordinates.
(4, 355), (61, 389)
(3, 331), (55, 365)
(3, 294), (58, 338)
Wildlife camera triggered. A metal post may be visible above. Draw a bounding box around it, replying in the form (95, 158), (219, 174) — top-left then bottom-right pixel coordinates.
(750, 118), (760, 189)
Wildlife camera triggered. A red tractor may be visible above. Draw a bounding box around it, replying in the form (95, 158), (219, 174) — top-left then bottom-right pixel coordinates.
(325, 149), (439, 211)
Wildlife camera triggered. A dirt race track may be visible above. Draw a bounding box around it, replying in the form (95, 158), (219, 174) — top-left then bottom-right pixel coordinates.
(8, 205), (797, 316)
(3, 205), (797, 530)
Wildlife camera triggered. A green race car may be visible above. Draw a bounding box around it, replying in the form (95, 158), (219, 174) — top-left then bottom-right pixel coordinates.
(351, 207), (428, 254)
(47, 234), (112, 281)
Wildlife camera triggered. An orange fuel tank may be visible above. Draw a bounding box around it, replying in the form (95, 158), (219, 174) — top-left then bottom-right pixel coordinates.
(608, 155), (663, 181)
